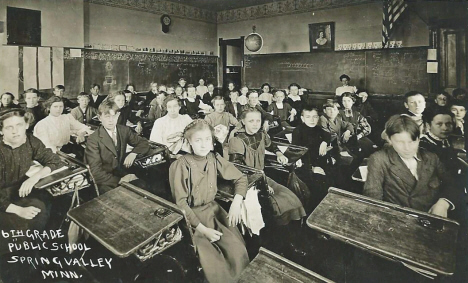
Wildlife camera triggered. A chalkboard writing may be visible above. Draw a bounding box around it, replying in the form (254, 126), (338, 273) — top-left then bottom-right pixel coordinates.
(64, 49), (217, 96)
(244, 47), (428, 95)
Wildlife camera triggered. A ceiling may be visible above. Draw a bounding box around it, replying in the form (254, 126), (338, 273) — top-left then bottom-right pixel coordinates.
(166, 0), (278, 12)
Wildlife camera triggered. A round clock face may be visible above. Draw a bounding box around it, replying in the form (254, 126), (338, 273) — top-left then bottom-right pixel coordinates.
(162, 16), (171, 26)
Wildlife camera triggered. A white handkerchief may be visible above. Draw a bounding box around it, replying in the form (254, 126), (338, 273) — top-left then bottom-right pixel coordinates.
(359, 166), (368, 181)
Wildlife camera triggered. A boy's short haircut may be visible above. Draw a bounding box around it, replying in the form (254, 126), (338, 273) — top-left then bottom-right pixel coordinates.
(274, 90), (285, 97)
(322, 101), (337, 110)
(125, 83), (136, 91)
(0, 108), (28, 130)
(404, 90), (423, 103)
(178, 78), (186, 82)
(77, 93), (90, 100)
(98, 100), (119, 116)
(186, 84), (196, 90)
(211, 95), (225, 104)
(385, 114), (420, 141)
(339, 74), (351, 81)
(54, 85), (65, 91)
(110, 90), (125, 99)
(207, 83), (214, 87)
(435, 91), (450, 98)
(288, 83), (301, 90)
(91, 83), (101, 90)
(301, 105), (319, 116)
(426, 108), (455, 124)
(341, 92), (356, 102)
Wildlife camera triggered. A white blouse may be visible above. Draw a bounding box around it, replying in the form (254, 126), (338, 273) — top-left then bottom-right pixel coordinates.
(335, 85), (358, 96)
(34, 114), (90, 152)
(149, 114), (193, 147)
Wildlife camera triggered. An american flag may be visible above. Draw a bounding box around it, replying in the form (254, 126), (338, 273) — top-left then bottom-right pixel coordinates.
(382, 0), (408, 48)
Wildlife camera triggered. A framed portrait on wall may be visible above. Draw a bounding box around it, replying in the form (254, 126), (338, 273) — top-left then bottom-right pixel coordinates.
(309, 22), (335, 51)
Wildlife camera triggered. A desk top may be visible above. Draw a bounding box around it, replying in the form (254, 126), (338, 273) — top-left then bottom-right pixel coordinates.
(35, 152), (88, 189)
(217, 163), (265, 200)
(238, 247), (333, 283)
(265, 142), (308, 168)
(68, 183), (183, 257)
(307, 188), (459, 275)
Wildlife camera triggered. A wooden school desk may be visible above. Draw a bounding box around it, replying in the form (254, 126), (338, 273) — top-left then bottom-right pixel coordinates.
(67, 182), (184, 261)
(307, 188), (459, 277)
(238, 247), (334, 283)
(265, 141), (309, 173)
(35, 151), (99, 197)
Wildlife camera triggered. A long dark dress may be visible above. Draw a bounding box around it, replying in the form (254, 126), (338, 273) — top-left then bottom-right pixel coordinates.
(228, 129), (306, 225)
(169, 153), (249, 283)
(0, 134), (64, 255)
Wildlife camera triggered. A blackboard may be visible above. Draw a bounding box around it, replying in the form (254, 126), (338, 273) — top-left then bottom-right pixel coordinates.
(244, 47), (428, 95)
(63, 50), (218, 96)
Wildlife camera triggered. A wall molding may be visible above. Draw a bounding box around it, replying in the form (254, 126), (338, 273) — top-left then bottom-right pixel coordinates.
(217, 0), (380, 24)
(86, 0), (379, 24)
(85, 0), (217, 23)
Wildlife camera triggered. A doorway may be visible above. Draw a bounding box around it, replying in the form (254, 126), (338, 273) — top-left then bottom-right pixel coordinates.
(219, 37), (244, 93)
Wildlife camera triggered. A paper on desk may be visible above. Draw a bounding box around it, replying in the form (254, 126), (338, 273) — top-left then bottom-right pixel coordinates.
(26, 162), (68, 178)
(359, 166), (368, 181)
(285, 133), (292, 143)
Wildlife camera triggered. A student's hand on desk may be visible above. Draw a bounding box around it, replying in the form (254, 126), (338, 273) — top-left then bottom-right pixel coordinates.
(228, 195), (243, 227)
(295, 159), (303, 167)
(276, 153), (289, 165)
(123, 153), (138, 168)
(15, 206), (41, 220)
(19, 175), (41, 197)
(428, 199), (450, 218)
(319, 142), (328, 156)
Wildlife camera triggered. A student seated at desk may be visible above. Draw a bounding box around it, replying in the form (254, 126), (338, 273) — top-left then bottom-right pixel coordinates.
(23, 88), (46, 131)
(335, 74), (357, 97)
(34, 96), (93, 153)
(226, 90), (242, 119)
(364, 115), (457, 218)
(181, 85), (212, 119)
(70, 92), (97, 124)
(202, 83), (217, 107)
(144, 82), (158, 111)
(124, 87), (145, 117)
(88, 83), (106, 109)
(319, 101), (354, 161)
(52, 85), (76, 114)
(238, 86), (249, 106)
(0, 92), (21, 110)
(111, 91), (143, 135)
(420, 109), (462, 177)
(204, 96), (241, 133)
(355, 91), (378, 123)
(340, 92), (376, 157)
(147, 91), (166, 122)
(169, 120), (249, 283)
(267, 90), (297, 128)
(196, 78), (209, 98)
(450, 100), (466, 137)
(150, 95), (192, 155)
(286, 83), (306, 127)
(241, 91), (273, 132)
(228, 108), (306, 254)
(259, 83), (273, 107)
(402, 91), (428, 137)
(292, 106), (335, 205)
(0, 109), (63, 256)
(84, 100), (151, 193)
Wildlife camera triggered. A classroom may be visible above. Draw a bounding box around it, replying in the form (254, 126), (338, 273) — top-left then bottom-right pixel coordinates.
(0, 0), (467, 282)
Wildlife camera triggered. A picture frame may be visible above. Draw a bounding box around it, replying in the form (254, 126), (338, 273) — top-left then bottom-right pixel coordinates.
(309, 22), (335, 52)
